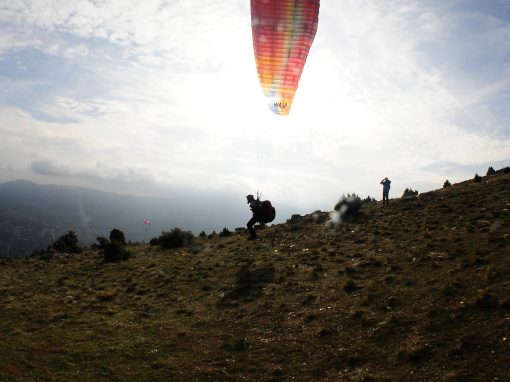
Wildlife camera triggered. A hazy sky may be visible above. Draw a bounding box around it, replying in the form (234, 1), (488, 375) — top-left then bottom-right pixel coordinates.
(1, 0), (510, 212)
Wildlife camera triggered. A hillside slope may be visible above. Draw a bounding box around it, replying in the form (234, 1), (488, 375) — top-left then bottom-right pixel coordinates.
(0, 173), (509, 381)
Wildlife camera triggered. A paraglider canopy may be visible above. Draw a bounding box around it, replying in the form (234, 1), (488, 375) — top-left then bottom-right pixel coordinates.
(251, 0), (320, 115)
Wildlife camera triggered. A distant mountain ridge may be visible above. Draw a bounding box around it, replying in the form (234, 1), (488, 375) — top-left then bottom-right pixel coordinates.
(0, 179), (283, 258)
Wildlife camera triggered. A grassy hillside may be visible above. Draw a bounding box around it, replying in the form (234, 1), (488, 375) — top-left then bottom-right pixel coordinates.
(1, 173), (509, 381)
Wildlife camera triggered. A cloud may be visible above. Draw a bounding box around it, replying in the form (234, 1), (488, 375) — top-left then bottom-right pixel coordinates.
(31, 160), (71, 177)
(1, 0), (510, 210)
(31, 159), (155, 183)
(398, 1), (510, 138)
(0, 1), (249, 69)
(28, 158), (162, 197)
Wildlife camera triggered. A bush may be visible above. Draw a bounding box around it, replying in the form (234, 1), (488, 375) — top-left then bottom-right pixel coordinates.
(97, 231), (130, 262)
(96, 236), (109, 250)
(443, 180), (451, 188)
(53, 231), (81, 254)
(109, 228), (126, 244)
(474, 173), (482, 183)
(149, 237), (159, 246)
(158, 228), (194, 249)
(362, 196), (376, 203)
(402, 188), (419, 198)
(486, 166), (496, 176)
(219, 227), (232, 237)
(333, 193), (362, 221)
(103, 240), (130, 262)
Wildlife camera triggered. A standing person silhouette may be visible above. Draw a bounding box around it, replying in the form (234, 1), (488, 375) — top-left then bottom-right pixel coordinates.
(380, 177), (391, 206)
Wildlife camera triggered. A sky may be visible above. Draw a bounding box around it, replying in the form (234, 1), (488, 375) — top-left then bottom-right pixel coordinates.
(1, 0), (510, 215)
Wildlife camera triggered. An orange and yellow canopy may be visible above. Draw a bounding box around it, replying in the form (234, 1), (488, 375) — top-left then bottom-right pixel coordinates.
(251, 0), (320, 115)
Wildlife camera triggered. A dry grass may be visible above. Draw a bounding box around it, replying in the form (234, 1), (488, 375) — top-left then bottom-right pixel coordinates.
(1, 173), (510, 381)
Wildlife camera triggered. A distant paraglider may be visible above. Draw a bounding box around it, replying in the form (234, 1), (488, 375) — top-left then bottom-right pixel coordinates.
(251, 0), (320, 115)
(144, 219), (151, 231)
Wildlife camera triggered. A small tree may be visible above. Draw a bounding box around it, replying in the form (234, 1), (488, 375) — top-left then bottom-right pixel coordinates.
(103, 240), (130, 262)
(109, 228), (126, 244)
(53, 231), (81, 254)
(474, 173), (482, 183)
(96, 236), (109, 250)
(219, 227), (232, 238)
(402, 188), (419, 198)
(443, 180), (451, 188)
(97, 234), (130, 262)
(158, 228), (194, 249)
(333, 193), (362, 222)
(362, 196), (376, 203)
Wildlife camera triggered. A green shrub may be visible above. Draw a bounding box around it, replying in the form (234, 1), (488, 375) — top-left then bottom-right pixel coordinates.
(474, 173), (482, 183)
(158, 228), (194, 249)
(402, 188), (419, 198)
(95, 232), (131, 262)
(53, 231), (81, 254)
(334, 193), (362, 221)
(96, 236), (109, 250)
(362, 196), (376, 203)
(443, 180), (451, 188)
(219, 227), (232, 237)
(109, 228), (126, 244)
(103, 240), (130, 262)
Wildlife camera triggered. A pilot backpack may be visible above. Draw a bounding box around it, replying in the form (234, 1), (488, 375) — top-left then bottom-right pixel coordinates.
(259, 200), (276, 223)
